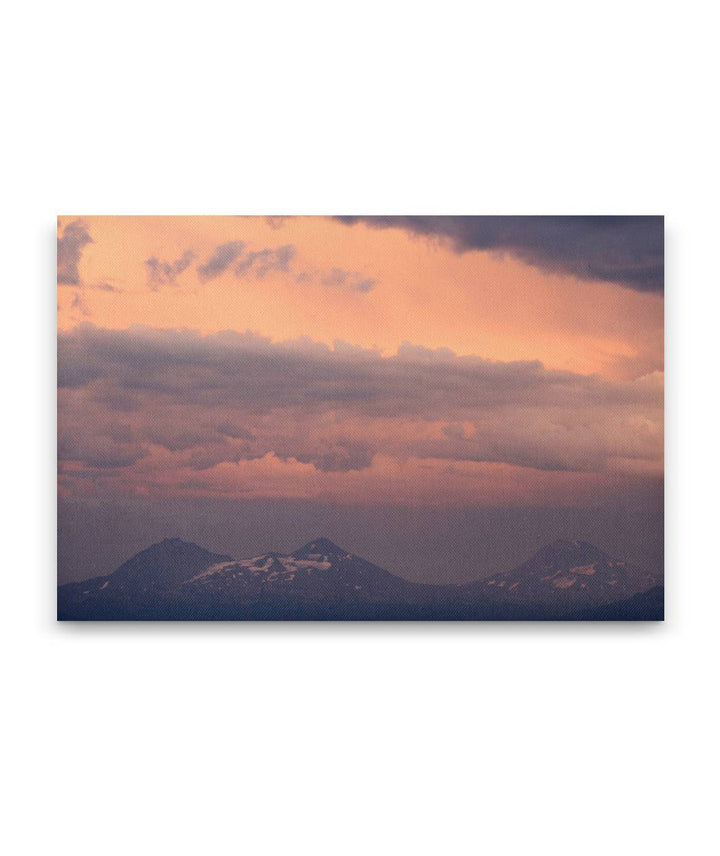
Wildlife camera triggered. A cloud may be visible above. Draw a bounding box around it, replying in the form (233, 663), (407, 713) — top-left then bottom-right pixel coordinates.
(197, 242), (295, 281)
(293, 442), (375, 473)
(265, 216), (291, 230)
(57, 326), (662, 414)
(197, 241), (246, 280)
(294, 266), (377, 292)
(70, 291), (92, 318)
(57, 325), (662, 487)
(145, 250), (195, 288)
(335, 216), (664, 293)
(235, 244), (295, 278)
(196, 240), (377, 294)
(57, 219), (93, 285)
(70, 292), (91, 317)
(320, 268), (377, 293)
(217, 422), (256, 440)
(58, 433), (147, 469)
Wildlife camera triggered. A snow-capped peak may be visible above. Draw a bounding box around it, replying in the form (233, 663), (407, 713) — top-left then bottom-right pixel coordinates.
(292, 538), (349, 560)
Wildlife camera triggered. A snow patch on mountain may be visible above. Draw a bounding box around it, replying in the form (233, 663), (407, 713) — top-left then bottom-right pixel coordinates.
(570, 564), (597, 575)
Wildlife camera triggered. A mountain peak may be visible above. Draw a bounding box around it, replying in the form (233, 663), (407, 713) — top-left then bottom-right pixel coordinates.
(111, 539), (233, 589)
(292, 537), (349, 559)
(527, 538), (612, 568)
(160, 537), (197, 548)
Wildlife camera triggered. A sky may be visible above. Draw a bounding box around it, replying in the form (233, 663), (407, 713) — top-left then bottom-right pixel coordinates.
(57, 216), (664, 583)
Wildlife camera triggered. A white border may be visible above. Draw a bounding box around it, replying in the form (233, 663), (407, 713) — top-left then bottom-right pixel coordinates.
(4, 2), (717, 854)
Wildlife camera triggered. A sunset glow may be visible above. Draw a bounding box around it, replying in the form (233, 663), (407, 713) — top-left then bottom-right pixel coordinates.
(58, 216), (663, 510)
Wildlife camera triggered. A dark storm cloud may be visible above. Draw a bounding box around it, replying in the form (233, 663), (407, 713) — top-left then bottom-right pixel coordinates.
(57, 219), (93, 285)
(145, 250), (195, 288)
(335, 216), (664, 293)
(57, 326), (662, 475)
(197, 241), (246, 280)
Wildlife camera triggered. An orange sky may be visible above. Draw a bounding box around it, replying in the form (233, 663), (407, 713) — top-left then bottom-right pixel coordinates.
(58, 216), (663, 380)
(57, 216), (664, 507)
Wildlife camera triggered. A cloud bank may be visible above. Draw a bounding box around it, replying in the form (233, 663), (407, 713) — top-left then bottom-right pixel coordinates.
(335, 216), (664, 293)
(58, 325), (662, 504)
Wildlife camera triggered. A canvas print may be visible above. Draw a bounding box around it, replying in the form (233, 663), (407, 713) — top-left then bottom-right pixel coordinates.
(57, 216), (664, 621)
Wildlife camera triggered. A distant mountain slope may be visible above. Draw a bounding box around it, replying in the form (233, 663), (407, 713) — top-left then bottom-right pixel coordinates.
(183, 538), (428, 605)
(461, 539), (659, 608)
(58, 536), (662, 621)
(109, 539), (233, 591)
(57, 539), (232, 619)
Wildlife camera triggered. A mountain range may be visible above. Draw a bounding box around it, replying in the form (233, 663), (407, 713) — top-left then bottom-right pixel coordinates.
(57, 536), (663, 621)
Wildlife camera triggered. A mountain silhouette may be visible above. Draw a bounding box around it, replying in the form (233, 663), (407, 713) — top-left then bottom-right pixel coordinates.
(58, 536), (663, 621)
(111, 539), (232, 590)
(461, 538), (659, 607)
